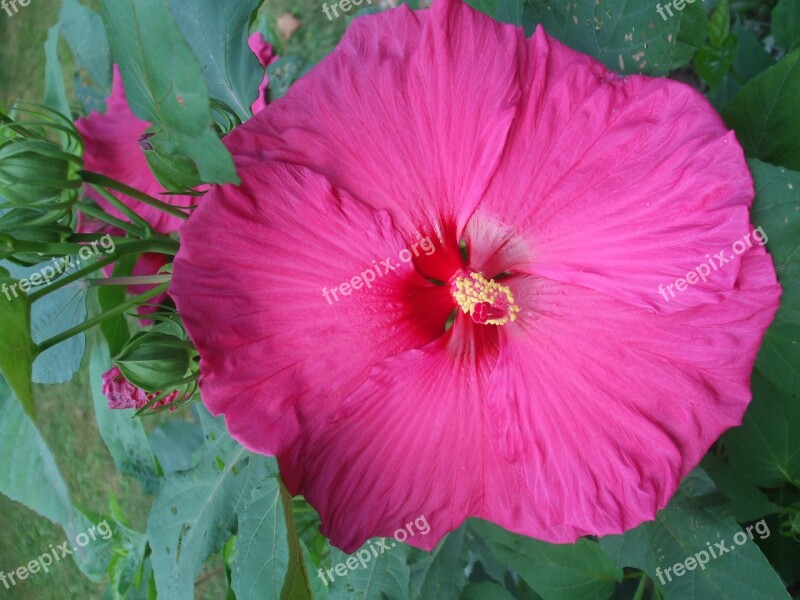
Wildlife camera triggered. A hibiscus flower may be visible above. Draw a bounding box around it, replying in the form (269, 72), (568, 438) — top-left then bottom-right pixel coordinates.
(170, 0), (781, 552)
(102, 366), (181, 411)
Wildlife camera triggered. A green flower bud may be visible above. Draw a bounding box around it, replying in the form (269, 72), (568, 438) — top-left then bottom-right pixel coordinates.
(0, 140), (82, 207)
(115, 331), (192, 393)
(141, 128), (203, 194)
(0, 233), (15, 260)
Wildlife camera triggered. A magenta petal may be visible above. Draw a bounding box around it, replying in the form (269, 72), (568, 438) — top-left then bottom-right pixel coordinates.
(468, 27), (755, 315)
(279, 318), (499, 552)
(170, 160), (453, 455)
(248, 32), (276, 115)
(227, 0), (521, 237)
(476, 248), (780, 542)
(248, 31), (275, 66)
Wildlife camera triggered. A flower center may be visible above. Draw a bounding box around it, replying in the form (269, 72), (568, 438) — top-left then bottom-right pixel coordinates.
(451, 272), (520, 326)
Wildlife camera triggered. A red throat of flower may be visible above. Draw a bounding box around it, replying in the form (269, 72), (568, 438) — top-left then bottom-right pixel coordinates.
(451, 272), (520, 326)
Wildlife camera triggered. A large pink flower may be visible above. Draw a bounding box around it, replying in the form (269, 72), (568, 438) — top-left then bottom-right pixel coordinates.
(170, 0), (781, 552)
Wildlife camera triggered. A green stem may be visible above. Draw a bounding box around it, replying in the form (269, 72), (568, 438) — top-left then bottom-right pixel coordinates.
(26, 254), (118, 302)
(77, 200), (148, 237)
(9, 239), (86, 256)
(35, 281), (170, 355)
(81, 171), (190, 221)
(88, 184), (152, 233)
(27, 238), (179, 302)
(0, 109), (34, 138)
(67, 233), (127, 244)
(633, 573), (648, 600)
(88, 275), (172, 287)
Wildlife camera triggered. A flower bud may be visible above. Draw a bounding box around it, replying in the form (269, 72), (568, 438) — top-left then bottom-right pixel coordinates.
(102, 366), (182, 412)
(0, 140), (83, 207)
(141, 128), (203, 194)
(115, 331), (192, 393)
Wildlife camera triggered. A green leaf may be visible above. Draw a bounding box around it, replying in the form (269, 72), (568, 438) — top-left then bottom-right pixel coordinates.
(231, 476), (290, 600)
(267, 57), (310, 102)
(522, 0), (706, 75)
(30, 282), (87, 384)
(674, 0), (708, 64)
(98, 0), (238, 185)
(748, 159), (800, 396)
(600, 470), (790, 600)
(707, 0), (730, 48)
(147, 408), (274, 598)
(694, 35), (738, 89)
(700, 453), (779, 521)
(0, 376), (111, 579)
(167, 0), (265, 122)
(0, 267), (34, 416)
(89, 340), (159, 491)
(149, 419), (204, 474)
(707, 22), (775, 111)
(773, 0), (800, 51)
(100, 517), (148, 600)
(164, 128), (238, 188)
(59, 0), (112, 97)
(0, 375), (72, 526)
(280, 482), (314, 600)
(144, 126), (238, 191)
(461, 581), (517, 600)
(2, 258), (88, 384)
(723, 374), (800, 488)
(756, 319), (800, 397)
(459, 527), (509, 586)
(43, 24), (71, 117)
(757, 488), (800, 587)
(749, 159), (800, 327)
(327, 537), (411, 600)
(99, 0), (208, 137)
(466, 0), (523, 25)
(723, 49), (800, 170)
(472, 519), (621, 600)
(409, 527), (468, 600)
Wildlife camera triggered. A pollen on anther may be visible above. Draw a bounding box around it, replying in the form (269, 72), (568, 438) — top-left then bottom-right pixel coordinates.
(452, 272), (520, 326)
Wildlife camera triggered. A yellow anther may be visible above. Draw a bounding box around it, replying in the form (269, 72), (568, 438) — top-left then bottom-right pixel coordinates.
(452, 272), (520, 326)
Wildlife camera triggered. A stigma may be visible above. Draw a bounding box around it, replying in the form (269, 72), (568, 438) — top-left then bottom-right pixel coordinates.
(452, 272), (520, 326)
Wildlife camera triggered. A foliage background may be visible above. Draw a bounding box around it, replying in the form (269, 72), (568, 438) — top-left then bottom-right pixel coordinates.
(0, 0), (799, 599)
